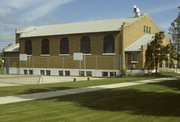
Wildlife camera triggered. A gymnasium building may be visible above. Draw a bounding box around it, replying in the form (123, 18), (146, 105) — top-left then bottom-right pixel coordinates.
(3, 7), (170, 77)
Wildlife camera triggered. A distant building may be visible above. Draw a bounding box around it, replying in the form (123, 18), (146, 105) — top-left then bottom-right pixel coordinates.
(3, 7), (171, 77)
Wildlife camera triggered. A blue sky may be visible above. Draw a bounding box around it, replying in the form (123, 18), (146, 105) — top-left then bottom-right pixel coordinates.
(0, 0), (179, 52)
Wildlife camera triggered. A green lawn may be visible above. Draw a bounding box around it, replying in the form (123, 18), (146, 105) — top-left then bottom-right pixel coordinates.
(0, 77), (179, 122)
(0, 67), (3, 74)
(0, 72), (179, 97)
(0, 77), (153, 97)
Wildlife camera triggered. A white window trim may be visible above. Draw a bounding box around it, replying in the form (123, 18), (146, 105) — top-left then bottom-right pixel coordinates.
(131, 61), (138, 64)
(102, 53), (116, 56)
(59, 54), (70, 56)
(40, 54), (50, 56)
(83, 53), (92, 56)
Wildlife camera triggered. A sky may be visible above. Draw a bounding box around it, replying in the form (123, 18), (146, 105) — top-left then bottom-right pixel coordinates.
(0, 0), (179, 52)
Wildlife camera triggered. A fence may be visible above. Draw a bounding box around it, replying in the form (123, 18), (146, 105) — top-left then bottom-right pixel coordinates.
(2, 55), (121, 77)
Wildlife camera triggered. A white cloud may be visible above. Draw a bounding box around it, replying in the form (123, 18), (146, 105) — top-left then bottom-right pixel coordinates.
(22, 0), (75, 22)
(145, 3), (179, 15)
(0, 0), (75, 51)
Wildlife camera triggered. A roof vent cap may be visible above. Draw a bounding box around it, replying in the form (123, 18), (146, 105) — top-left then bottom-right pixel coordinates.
(133, 5), (141, 17)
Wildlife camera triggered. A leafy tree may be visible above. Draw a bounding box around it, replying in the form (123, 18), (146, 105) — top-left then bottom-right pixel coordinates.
(0, 52), (3, 72)
(145, 31), (169, 73)
(169, 6), (180, 68)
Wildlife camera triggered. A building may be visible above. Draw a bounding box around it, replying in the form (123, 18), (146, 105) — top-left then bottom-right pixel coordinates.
(3, 8), (171, 77)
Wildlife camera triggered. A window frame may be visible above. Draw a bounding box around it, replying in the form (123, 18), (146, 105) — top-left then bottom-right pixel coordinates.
(103, 35), (115, 54)
(131, 52), (138, 63)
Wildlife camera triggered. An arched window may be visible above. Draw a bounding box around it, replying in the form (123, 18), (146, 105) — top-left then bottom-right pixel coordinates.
(103, 35), (115, 53)
(60, 37), (69, 54)
(80, 36), (91, 54)
(41, 39), (49, 54)
(25, 40), (32, 55)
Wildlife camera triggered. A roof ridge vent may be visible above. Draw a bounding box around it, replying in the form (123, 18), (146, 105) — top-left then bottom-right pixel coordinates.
(133, 5), (141, 17)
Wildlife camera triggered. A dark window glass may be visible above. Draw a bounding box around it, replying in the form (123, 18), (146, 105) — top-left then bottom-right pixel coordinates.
(86, 71), (92, 76)
(25, 40), (32, 55)
(60, 37), (69, 54)
(110, 72), (116, 77)
(46, 70), (51, 76)
(29, 70), (33, 75)
(40, 70), (45, 75)
(41, 39), (49, 54)
(24, 70), (28, 75)
(79, 71), (85, 76)
(144, 26), (146, 33)
(80, 36), (91, 54)
(103, 35), (115, 53)
(102, 72), (108, 77)
(59, 70), (64, 76)
(65, 71), (70, 76)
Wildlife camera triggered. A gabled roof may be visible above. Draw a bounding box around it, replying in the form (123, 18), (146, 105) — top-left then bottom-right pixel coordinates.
(3, 43), (19, 52)
(18, 17), (141, 38)
(125, 34), (154, 52)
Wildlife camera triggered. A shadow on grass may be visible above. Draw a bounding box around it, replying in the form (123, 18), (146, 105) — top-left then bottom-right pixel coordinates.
(50, 87), (180, 117)
(20, 87), (76, 94)
(144, 73), (178, 78)
(149, 78), (180, 91)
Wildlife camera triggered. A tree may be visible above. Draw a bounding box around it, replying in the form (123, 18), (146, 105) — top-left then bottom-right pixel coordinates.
(145, 31), (169, 73)
(169, 6), (180, 68)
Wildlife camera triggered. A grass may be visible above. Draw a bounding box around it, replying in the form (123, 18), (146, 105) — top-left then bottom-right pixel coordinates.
(0, 77), (179, 121)
(0, 77), (154, 97)
(0, 72), (179, 97)
(0, 67), (3, 74)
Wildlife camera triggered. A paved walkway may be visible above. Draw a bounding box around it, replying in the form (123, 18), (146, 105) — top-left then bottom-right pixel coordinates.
(0, 77), (179, 105)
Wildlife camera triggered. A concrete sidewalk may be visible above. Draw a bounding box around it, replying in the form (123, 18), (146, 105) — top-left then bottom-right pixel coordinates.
(0, 77), (179, 105)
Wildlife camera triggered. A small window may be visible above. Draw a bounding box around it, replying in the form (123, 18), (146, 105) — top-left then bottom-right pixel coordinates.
(79, 71), (85, 76)
(59, 70), (64, 76)
(144, 26), (146, 33)
(24, 70), (28, 75)
(86, 71), (92, 76)
(103, 35), (115, 53)
(40, 70), (45, 75)
(131, 52), (138, 62)
(65, 71), (70, 76)
(29, 70), (33, 75)
(148, 27), (151, 34)
(110, 72), (116, 77)
(46, 70), (51, 76)
(144, 26), (151, 34)
(102, 72), (108, 77)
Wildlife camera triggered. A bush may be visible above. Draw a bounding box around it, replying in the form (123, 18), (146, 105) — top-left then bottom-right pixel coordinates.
(120, 69), (127, 77)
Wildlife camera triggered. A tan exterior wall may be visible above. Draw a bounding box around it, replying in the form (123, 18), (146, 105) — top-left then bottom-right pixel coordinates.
(122, 15), (161, 69)
(3, 52), (19, 67)
(19, 32), (121, 70)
